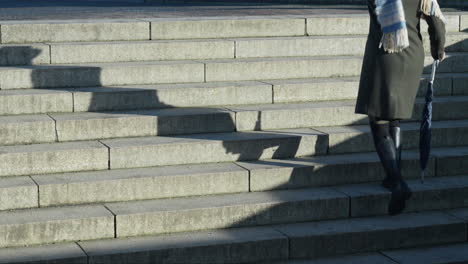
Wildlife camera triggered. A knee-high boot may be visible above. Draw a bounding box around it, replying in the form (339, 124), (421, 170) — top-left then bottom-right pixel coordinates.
(370, 120), (412, 215)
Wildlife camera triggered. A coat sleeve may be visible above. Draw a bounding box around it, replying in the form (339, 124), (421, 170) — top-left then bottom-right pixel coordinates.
(424, 15), (446, 60)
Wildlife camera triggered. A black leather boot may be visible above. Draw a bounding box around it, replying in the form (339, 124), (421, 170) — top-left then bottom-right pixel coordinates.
(382, 122), (402, 189)
(370, 121), (412, 215)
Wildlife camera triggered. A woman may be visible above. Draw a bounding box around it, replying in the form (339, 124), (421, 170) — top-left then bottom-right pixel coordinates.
(355, 0), (446, 215)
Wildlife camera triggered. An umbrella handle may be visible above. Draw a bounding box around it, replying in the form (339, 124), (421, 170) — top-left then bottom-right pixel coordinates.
(430, 60), (439, 84)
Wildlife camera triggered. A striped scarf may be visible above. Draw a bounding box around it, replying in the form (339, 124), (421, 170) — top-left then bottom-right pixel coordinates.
(376, 0), (445, 53)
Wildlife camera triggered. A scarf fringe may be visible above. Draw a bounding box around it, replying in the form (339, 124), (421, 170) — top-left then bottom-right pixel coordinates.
(381, 27), (410, 53)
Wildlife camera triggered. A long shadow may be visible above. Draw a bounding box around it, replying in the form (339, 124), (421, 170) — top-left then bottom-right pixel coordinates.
(1, 31), (467, 262)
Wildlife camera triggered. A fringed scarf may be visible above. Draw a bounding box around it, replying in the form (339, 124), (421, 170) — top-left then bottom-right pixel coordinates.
(376, 0), (446, 53)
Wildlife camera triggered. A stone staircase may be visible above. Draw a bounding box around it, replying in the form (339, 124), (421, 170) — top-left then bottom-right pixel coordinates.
(0, 12), (467, 264)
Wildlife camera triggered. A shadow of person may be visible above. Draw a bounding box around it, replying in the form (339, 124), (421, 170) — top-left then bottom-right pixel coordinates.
(0, 46), (42, 66)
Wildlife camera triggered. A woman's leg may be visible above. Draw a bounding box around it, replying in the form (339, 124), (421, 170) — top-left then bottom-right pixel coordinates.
(369, 117), (411, 215)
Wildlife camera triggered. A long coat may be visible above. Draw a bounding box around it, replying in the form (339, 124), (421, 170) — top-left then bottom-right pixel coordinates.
(355, 0), (446, 120)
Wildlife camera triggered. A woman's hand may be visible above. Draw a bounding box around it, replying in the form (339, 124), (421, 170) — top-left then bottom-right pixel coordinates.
(431, 45), (445, 61)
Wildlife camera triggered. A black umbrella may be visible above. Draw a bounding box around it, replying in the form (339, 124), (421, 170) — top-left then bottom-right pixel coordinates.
(420, 60), (439, 183)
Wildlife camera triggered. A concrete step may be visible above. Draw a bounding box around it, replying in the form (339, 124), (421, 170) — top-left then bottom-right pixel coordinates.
(0, 210), (464, 263)
(277, 210), (466, 259)
(271, 253), (397, 264)
(2, 53), (466, 90)
(1, 14), (464, 45)
(0, 145), (465, 210)
(2, 72), (466, 115)
(0, 128), (322, 177)
(240, 145), (468, 192)
(1, 32), (466, 66)
(0, 141), (108, 177)
(2, 177), (468, 248)
(316, 119), (468, 154)
(230, 96), (468, 131)
(105, 187), (349, 238)
(3, 95), (467, 145)
(382, 242), (468, 264)
(0, 205), (114, 248)
(49, 107), (235, 141)
(104, 175), (468, 237)
(1, 119), (467, 177)
(1, 226), (289, 264)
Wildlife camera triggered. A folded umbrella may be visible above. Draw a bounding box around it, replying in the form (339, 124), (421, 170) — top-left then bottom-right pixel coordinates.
(420, 60), (439, 183)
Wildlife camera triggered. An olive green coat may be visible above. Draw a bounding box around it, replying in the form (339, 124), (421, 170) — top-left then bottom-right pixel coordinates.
(355, 0), (446, 120)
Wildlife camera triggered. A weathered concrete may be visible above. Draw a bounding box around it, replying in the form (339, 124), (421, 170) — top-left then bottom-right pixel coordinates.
(433, 146), (468, 176)
(272, 253), (397, 264)
(51, 112), (157, 141)
(424, 33), (468, 53)
(0, 44), (50, 66)
(335, 175), (468, 217)
(228, 101), (366, 131)
(0, 141), (108, 177)
(1, 21), (150, 44)
(275, 211), (466, 259)
(316, 120), (468, 154)
(0, 89), (73, 115)
(453, 74), (468, 95)
(269, 77), (359, 103)
(50, 39), (234, 64)
(424, 53), (468, 74)
(462, 15), (468, 32)
(0, 115), (56, 145)
(106, 187), (348, 237)
(145, 107), (236, 136)
(204, 56), (362, 82)
(72, 81), (272, 112)
(235, 36), (366, 58)
(420, 14), (461, 33)
(0, 177), (37, 211)
(0, 243), (87, 264)
(33, 163), (249, 206)
(151, 18), (306, 39)
(0, 61), (205, 89)
(102, 129), (327, 169)
(80, 226), (288, 264)
(306, 15), (370, 35)
(239, 151), (433, 191)
(53, 108), (236, 140)
(382, 243), (468, 264)
(0, 205), (114, 248)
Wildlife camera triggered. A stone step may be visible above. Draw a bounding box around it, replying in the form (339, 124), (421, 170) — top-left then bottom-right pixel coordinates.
(105, 187), (349, 238)
(230, 96), (468, 131)
(1, 145), (466, 210)
(2, 73), (466, 115)
(0, 205), (114, 248)
(101, 128), (324, 170)
(103, 175), (468, 238)
(1, 32), (466, 66)
(1, 119), (466, 177)
(3, 95), (466, 145)
(1, 226), (289, 264)
(271, 253), (397, 264)
(382, 242), (468, 264)
(1, 14), (464, 44)
(2, 175), (468, 248)
(49, 107), (235, 142)
(277, 210), (466, 259)
(0, 141), (108, 177)
(1, 53), (466, 89)
(240, 145), (468, 192)
(0, 128), (322, 177)
(317, 119), (468, 154)
(1, 210), (464, 263)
